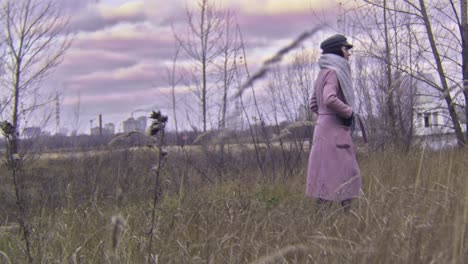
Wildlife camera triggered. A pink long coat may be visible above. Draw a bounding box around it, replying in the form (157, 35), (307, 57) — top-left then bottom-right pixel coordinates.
(306, 69), (361, 201)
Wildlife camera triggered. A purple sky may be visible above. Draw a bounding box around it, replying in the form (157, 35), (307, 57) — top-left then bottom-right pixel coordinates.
(51, 0), (339, 134)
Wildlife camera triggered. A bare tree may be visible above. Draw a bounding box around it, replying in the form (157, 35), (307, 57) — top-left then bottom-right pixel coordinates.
(0, 0), (70, 262)
(216, 10), (241, 129)
(382, 0), (399, 139)
(165, 43), (183, 142)
(458, 0), (468, 137)
(353, 55), (382, 146)
(418, 0), (465, 145)
(265, 49), (318, 125)
(349, 0), (411, 147)
(267, 66), (296, 122)
(351, 0), (467, 147)
(289, 48), (319, 122)
(174, 0), (225, 132)
(2, 0), (70, 152)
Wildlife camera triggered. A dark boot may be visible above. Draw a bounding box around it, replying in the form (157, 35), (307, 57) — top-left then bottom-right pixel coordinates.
(316, 198), (332, 217)
(341, 199), (352, 213)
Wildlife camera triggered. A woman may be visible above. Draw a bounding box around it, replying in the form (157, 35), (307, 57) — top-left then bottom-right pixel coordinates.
(306, 34), (361, 212)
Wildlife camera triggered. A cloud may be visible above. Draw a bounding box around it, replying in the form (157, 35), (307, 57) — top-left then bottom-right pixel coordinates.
(63, 61), (167, 95)
(72, 62), (160, 83)
(60, 49), (139, 74)
(237, 10), (333, 40)
(72, 22), (175, 60)
(228, 0), (336, 14)
(69, 1), (148, 33)
(63, 88), (156, 106)
(59, 0), (95, 12)
(68, 0), (193, 33)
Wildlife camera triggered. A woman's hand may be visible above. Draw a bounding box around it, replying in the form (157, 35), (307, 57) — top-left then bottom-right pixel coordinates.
(343, 112), (355, 127)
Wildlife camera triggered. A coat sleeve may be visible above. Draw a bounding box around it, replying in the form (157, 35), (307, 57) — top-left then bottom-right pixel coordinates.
(310, 89), (318, 114)
(322, 70), (353, 119)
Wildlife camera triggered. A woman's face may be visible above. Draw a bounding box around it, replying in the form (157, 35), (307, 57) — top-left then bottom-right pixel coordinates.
(341, 46), (351, 61)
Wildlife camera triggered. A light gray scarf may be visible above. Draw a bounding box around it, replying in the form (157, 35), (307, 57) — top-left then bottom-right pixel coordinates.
(318, 54), (355, 110)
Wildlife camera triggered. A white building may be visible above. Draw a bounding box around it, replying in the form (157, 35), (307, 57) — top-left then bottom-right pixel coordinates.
(104, 123), (115, 135)
(407, 75), (465, 148)
(122, 116), (147, 133)
(90, 123), (115, 135)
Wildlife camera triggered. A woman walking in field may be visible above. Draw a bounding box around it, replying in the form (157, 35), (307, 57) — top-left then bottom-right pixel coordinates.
(306, 34), (361, 212)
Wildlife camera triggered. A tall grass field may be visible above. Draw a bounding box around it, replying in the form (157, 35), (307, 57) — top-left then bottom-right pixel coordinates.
(1, 145), (467, 263)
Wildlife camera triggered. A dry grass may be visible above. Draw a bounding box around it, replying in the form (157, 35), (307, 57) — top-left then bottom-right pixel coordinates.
(0, 145), (467, 263)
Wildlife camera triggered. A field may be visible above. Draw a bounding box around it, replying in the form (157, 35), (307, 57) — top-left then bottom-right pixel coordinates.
(1, 144), (468, 263)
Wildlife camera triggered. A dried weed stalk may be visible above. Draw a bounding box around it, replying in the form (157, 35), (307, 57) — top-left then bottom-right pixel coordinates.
(146, 111), (168, 263)
(1, 121), (33, 263)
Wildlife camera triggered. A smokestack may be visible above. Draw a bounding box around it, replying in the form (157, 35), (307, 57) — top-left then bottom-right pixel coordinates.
(99, 114), (102, 135)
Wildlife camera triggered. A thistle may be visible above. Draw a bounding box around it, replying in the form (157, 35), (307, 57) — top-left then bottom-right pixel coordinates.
(147, 110), (168, 263)
(149, 111), (168, 137)
(1, 121), (15, 137)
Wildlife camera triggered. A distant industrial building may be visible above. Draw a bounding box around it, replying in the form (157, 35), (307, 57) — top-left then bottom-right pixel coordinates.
(122, 116), (147, 133)
(104, 123), (115, 135)
(90, 127), (100, 136)
(90, 123), (115, 136)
